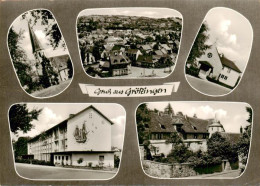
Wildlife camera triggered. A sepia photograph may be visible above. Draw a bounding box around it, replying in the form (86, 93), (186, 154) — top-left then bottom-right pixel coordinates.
(76, 8), (182, 78)
(185, 7), (253, 96)
(7, 9), (74, 98)
(136, 102), (252, 178)
(9, 103), (125, 180)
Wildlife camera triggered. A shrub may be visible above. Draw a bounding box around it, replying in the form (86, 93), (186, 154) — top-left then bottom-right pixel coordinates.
(77, 158), (83, 164)
(15, 159), (30, 164)
(88, 162), (93, 167)
(114, 155), (120, 168)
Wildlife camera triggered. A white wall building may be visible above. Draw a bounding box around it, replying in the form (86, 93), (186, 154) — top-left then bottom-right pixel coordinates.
(196, 43), (242, 88)
(27, 105), (115, 168)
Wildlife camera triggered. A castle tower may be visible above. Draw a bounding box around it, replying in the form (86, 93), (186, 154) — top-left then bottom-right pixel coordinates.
(208, 116), (225, 138)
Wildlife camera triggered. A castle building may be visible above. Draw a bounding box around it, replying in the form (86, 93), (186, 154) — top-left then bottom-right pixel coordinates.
(27, 105), (115, 167)
(28, 24), (71, 83)
(145, 106), (240, 157)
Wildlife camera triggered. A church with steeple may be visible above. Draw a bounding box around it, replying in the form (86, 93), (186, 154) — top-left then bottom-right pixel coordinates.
(28, 23), (72, 86)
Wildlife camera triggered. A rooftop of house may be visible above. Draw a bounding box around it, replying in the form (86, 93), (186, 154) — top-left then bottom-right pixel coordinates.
(220, 56), (242, 73)
(137, 55), (153, 63)
(147, 111), (211, 134)
(219, 132), (241, 145)
(28, 105), (113, 143)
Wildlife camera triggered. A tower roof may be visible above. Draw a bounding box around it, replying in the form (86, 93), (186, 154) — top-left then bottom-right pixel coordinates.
(28, 23), (44, 53)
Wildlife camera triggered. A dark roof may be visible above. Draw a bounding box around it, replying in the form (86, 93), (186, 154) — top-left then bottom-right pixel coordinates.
(112, 45), (124, 51)
(49, 54), (70, 70)
(137, 55), (153, 63)
(28, 105), (113, 142)
(147, 112), (210, 134)
(220, 56), (241, 73)
(28, 24), (44, 53)
(183, 116), (209, 133)
(199, 61), (213, 68)
(148, 112), (176, 133)
(127, 49), (139, 54)
(220, 132), (241, 145)
(110, 52), (130, 65)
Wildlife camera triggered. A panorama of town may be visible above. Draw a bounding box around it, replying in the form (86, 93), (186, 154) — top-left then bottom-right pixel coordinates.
(77, 15), (182, 78)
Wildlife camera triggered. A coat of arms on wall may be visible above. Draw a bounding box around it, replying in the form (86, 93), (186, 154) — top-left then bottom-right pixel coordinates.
(73, 123), (89, 143)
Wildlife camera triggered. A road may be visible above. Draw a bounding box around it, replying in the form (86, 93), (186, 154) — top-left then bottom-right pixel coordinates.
(15, 163), (117, 180)
(186, 75), (232, 96)
(31, 80), (71, 98)
(188, 170), (241, 178)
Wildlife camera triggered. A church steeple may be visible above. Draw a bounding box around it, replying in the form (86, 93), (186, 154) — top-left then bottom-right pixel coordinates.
(28, 23), (43, 54)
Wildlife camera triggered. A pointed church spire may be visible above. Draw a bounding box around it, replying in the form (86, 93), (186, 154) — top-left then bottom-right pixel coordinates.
(28, 23), (43, 54)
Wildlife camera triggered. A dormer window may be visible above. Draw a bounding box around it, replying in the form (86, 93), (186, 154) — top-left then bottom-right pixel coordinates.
(159, 123), (166, 129)
(192, 126), (197, 130)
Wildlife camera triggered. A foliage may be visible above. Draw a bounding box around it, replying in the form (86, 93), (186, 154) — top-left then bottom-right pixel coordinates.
(207, 132), (238, 163)
(165, 132), (183, 147)
(39, 55), (59, 88)
(22, 9), (65, 49)
(136, 103), (151, 144)
(165, 103), (174, 114)
(8, 27), (34, 90)
(187, 150), (222, 167)
(236, 107), (252, 167)
(9, 104), (42, 134)
(77, 158), (83, 164)
(15, 158), (54, 166)
(88, 162), (93, 167)
(66, 58), (73, 78)
(167, 143), (194, 163)
(13, 137), (31, 158)
(187, 22), (211, 65)
(114, 155), (120, 168)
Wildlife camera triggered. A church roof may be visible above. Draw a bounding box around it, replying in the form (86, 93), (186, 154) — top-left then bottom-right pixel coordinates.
(28, 23), (43, 53)
(220, 56), (242, 73)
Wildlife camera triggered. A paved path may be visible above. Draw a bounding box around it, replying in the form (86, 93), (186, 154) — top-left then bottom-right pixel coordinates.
(31, 80), (71, 98)
(15, 163), (116, 180)
(188, 170), (241, 178)
(186, 75), (232, 96)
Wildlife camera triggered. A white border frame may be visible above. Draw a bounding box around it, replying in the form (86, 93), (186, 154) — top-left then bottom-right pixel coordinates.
(6, 8), (75, 99)
(75, 7), (184, 80)
(134, 101), (254, 179)
(7, 102), (126, 181)
(183, 7), (254, 97)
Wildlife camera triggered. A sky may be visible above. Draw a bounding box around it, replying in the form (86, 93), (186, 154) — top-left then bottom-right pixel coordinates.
(10, 10), (69, 60)
(146, 102), (251, 133)
(202, 7), (253, 71)
(12, 103), (126, 149)
(79, 7), (182, 19)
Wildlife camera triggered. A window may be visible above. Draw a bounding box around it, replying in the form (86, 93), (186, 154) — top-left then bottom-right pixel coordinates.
(203, 134), (207, 139)
(89, 112), (93, 119)
(66, 156), (69, 161)
(160, 124), (166, 129)
(194, 134), (198, 139)
(62, 156), (64, 160)
(99, 155), (105, 162)
(58, 156), (60, 160)
(55, 156), (57, 160)
(227, 68), (231, 73)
